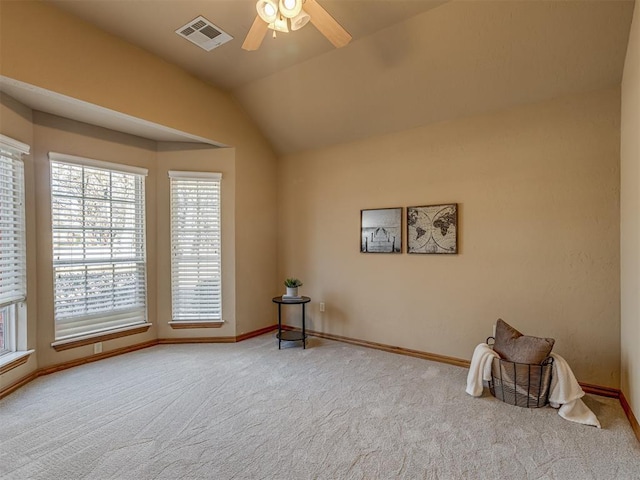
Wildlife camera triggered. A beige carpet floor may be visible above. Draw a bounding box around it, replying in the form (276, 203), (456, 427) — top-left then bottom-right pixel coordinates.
(1, 334), (639, 479)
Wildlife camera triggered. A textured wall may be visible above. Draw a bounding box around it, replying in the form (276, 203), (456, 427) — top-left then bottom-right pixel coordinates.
(278, 88), (621, 387)
(621, 1), (640, 421)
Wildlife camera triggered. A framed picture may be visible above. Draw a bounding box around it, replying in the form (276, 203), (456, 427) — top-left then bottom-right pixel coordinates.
(407, 204), (458, 254)
(360, 208), (402, 253)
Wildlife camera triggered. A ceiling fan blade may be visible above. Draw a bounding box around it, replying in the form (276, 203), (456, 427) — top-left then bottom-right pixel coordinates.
(304, 0), (352, 48)
(242, 15), (269, 51)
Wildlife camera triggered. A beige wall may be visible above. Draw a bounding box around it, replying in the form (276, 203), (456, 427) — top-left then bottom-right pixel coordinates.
(0, 94), (38, 389)
(156, 144), (237, 339)
(278, 88), (621, 387)
(621, 2), (640, 420)
(0, 0), (279, 340)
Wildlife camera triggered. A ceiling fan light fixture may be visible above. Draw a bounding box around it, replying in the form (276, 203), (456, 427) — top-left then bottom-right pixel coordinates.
(268, 15), (289, 33)
(290, 9), (310, 31)
(279, 0), (303, 19)
(243, 0), (351, 51)
(256, 0), (278, 24)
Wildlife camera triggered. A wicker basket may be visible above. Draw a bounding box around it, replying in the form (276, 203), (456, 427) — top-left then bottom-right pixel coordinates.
(486, 337), (554, 408)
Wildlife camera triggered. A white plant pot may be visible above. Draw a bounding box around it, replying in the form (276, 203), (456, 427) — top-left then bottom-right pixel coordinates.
(286, 287), (299, 297)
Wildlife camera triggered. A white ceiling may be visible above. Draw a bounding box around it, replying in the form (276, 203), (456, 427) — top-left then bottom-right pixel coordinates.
(21, 1), (639, 154)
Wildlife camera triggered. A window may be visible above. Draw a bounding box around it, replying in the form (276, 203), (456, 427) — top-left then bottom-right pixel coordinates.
(50, 153), (148, 340)
(169, 171), (222, 323)
(0, 135), (28, 357)
(0, 305), (16, 355)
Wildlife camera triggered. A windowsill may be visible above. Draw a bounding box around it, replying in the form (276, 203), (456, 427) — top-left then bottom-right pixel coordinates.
(51, 323), (153, 352)
(169, 321), (224, 329)
(0, 350), (35, 375)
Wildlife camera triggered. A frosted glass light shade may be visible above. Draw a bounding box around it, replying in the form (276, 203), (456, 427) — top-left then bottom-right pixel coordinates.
(290, 9), (310, 31)
(279, 0), (303, 19)
(256, 0), (278, 23)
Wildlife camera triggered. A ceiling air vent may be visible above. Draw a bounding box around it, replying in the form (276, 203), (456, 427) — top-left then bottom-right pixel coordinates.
(176, 16), (233, 51)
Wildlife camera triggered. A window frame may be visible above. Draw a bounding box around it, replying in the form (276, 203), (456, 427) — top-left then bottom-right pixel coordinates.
(0, 304), (16, 356)
(169, 171), (223, 326)
(49, 152), (149, 341)
(0, 134), (29, 359)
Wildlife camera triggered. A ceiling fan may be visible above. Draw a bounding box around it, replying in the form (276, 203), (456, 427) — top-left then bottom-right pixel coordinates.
(242, 0), (352, 51)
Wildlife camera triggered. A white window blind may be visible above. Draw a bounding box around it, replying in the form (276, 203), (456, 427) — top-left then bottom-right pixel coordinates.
(50, 153), (148, 340)
(169, 171), (222, 322)
(0, 136), (27, 308)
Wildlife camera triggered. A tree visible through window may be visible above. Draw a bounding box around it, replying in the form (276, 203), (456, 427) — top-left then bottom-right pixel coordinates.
(50, 154), (148, 340)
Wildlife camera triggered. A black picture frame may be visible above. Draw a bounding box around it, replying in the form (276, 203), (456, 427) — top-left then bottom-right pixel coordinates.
(360, 208), (402, 253)
(407, 204), (458, 254)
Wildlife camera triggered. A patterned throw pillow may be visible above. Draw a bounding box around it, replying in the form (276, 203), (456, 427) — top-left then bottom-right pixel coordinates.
(493, 319), (555, 365)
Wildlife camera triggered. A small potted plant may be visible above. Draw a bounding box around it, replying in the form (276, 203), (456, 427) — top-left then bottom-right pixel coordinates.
(284, 277), (303, 298)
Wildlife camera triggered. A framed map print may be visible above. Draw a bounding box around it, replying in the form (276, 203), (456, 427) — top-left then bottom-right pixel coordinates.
(407, 204), (458, 254)
(361, 208), (402, 253)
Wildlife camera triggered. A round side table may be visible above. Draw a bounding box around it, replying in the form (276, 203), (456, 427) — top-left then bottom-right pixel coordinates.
(272, 296), (311, 349)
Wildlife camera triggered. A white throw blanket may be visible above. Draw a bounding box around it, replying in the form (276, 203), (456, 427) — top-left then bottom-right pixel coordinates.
(466, 344), (601, 428)
(466, 343), (499, 397)
(549, 353), (601, 428)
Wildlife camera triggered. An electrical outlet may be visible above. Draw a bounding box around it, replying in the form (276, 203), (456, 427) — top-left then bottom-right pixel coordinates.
(319, 302), (325, 313)
(94, 342), (102, 354)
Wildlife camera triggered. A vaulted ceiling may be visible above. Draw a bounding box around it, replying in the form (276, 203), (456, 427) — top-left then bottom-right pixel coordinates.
(37, 1), (639, 154)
